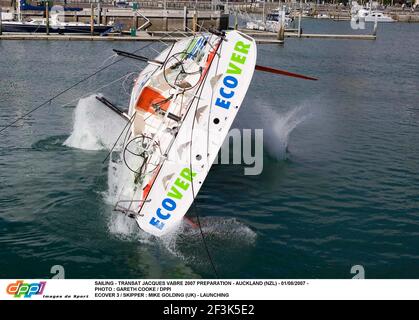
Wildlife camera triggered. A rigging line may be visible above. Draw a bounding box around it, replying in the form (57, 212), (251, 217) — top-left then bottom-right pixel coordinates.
(151, 46), (163, 54)
(88, 53), (118, 87)
(114, 128), (135, 210)
(0, 30), (182, 135)
(188, 38), (223, 279)
(0, 63), (117, 134)
(185, 20), (205, 34)
(185, 22), (205, 36)
(102, 111), (156, 163)
(155, 31), (180, 49)
(105, 112), (154, 214)
(185, 23), (211, 41)
(31, 22), (42, 35)
(102, 112), (136, 164)
(172, 29), (190, 38)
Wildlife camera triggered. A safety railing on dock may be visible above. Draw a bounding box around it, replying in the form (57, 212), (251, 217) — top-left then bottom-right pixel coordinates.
(51, 0), (226, 11)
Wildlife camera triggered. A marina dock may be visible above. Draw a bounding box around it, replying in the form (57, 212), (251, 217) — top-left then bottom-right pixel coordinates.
(0, 31), (285, 44)
(240, 30), (377, 41)
(0, 1), (386, 43)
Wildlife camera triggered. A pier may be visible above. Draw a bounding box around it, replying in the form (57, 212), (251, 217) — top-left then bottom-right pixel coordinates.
(0, 31), (285, 44)
(227, 1), (419, 23)
(0, 1), (229, 31)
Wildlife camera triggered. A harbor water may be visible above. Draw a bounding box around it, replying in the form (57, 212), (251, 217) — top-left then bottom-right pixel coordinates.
(0, 20), (418, 278)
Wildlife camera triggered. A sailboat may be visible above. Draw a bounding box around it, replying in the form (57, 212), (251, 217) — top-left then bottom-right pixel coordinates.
(1, 0), (113, 34)
(100, 30), (317, 237)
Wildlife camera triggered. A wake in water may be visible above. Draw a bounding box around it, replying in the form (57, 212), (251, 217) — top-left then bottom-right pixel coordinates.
(32, 135), (69, 151)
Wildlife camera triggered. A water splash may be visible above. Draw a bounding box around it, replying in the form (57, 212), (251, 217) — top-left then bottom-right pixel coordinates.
(107, 212), (152, 243)
(65, 95), (142, 239)
(64, 95), (126, 151)
(65, 96), (258, 262)
(260, 104), (311, 160)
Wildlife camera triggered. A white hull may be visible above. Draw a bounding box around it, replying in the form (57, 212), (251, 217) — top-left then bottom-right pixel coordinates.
(352, 9), (395, 23)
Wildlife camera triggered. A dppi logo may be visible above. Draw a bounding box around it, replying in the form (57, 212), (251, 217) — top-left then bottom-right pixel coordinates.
(6, 280), (46, 298)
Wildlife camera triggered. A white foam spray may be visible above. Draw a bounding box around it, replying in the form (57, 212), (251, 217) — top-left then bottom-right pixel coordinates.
(64, 95), (126, 151)
(65, 95), (258, 262)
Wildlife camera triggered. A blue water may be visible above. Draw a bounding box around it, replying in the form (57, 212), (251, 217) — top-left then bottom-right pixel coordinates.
(1, 20), (418, 279)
